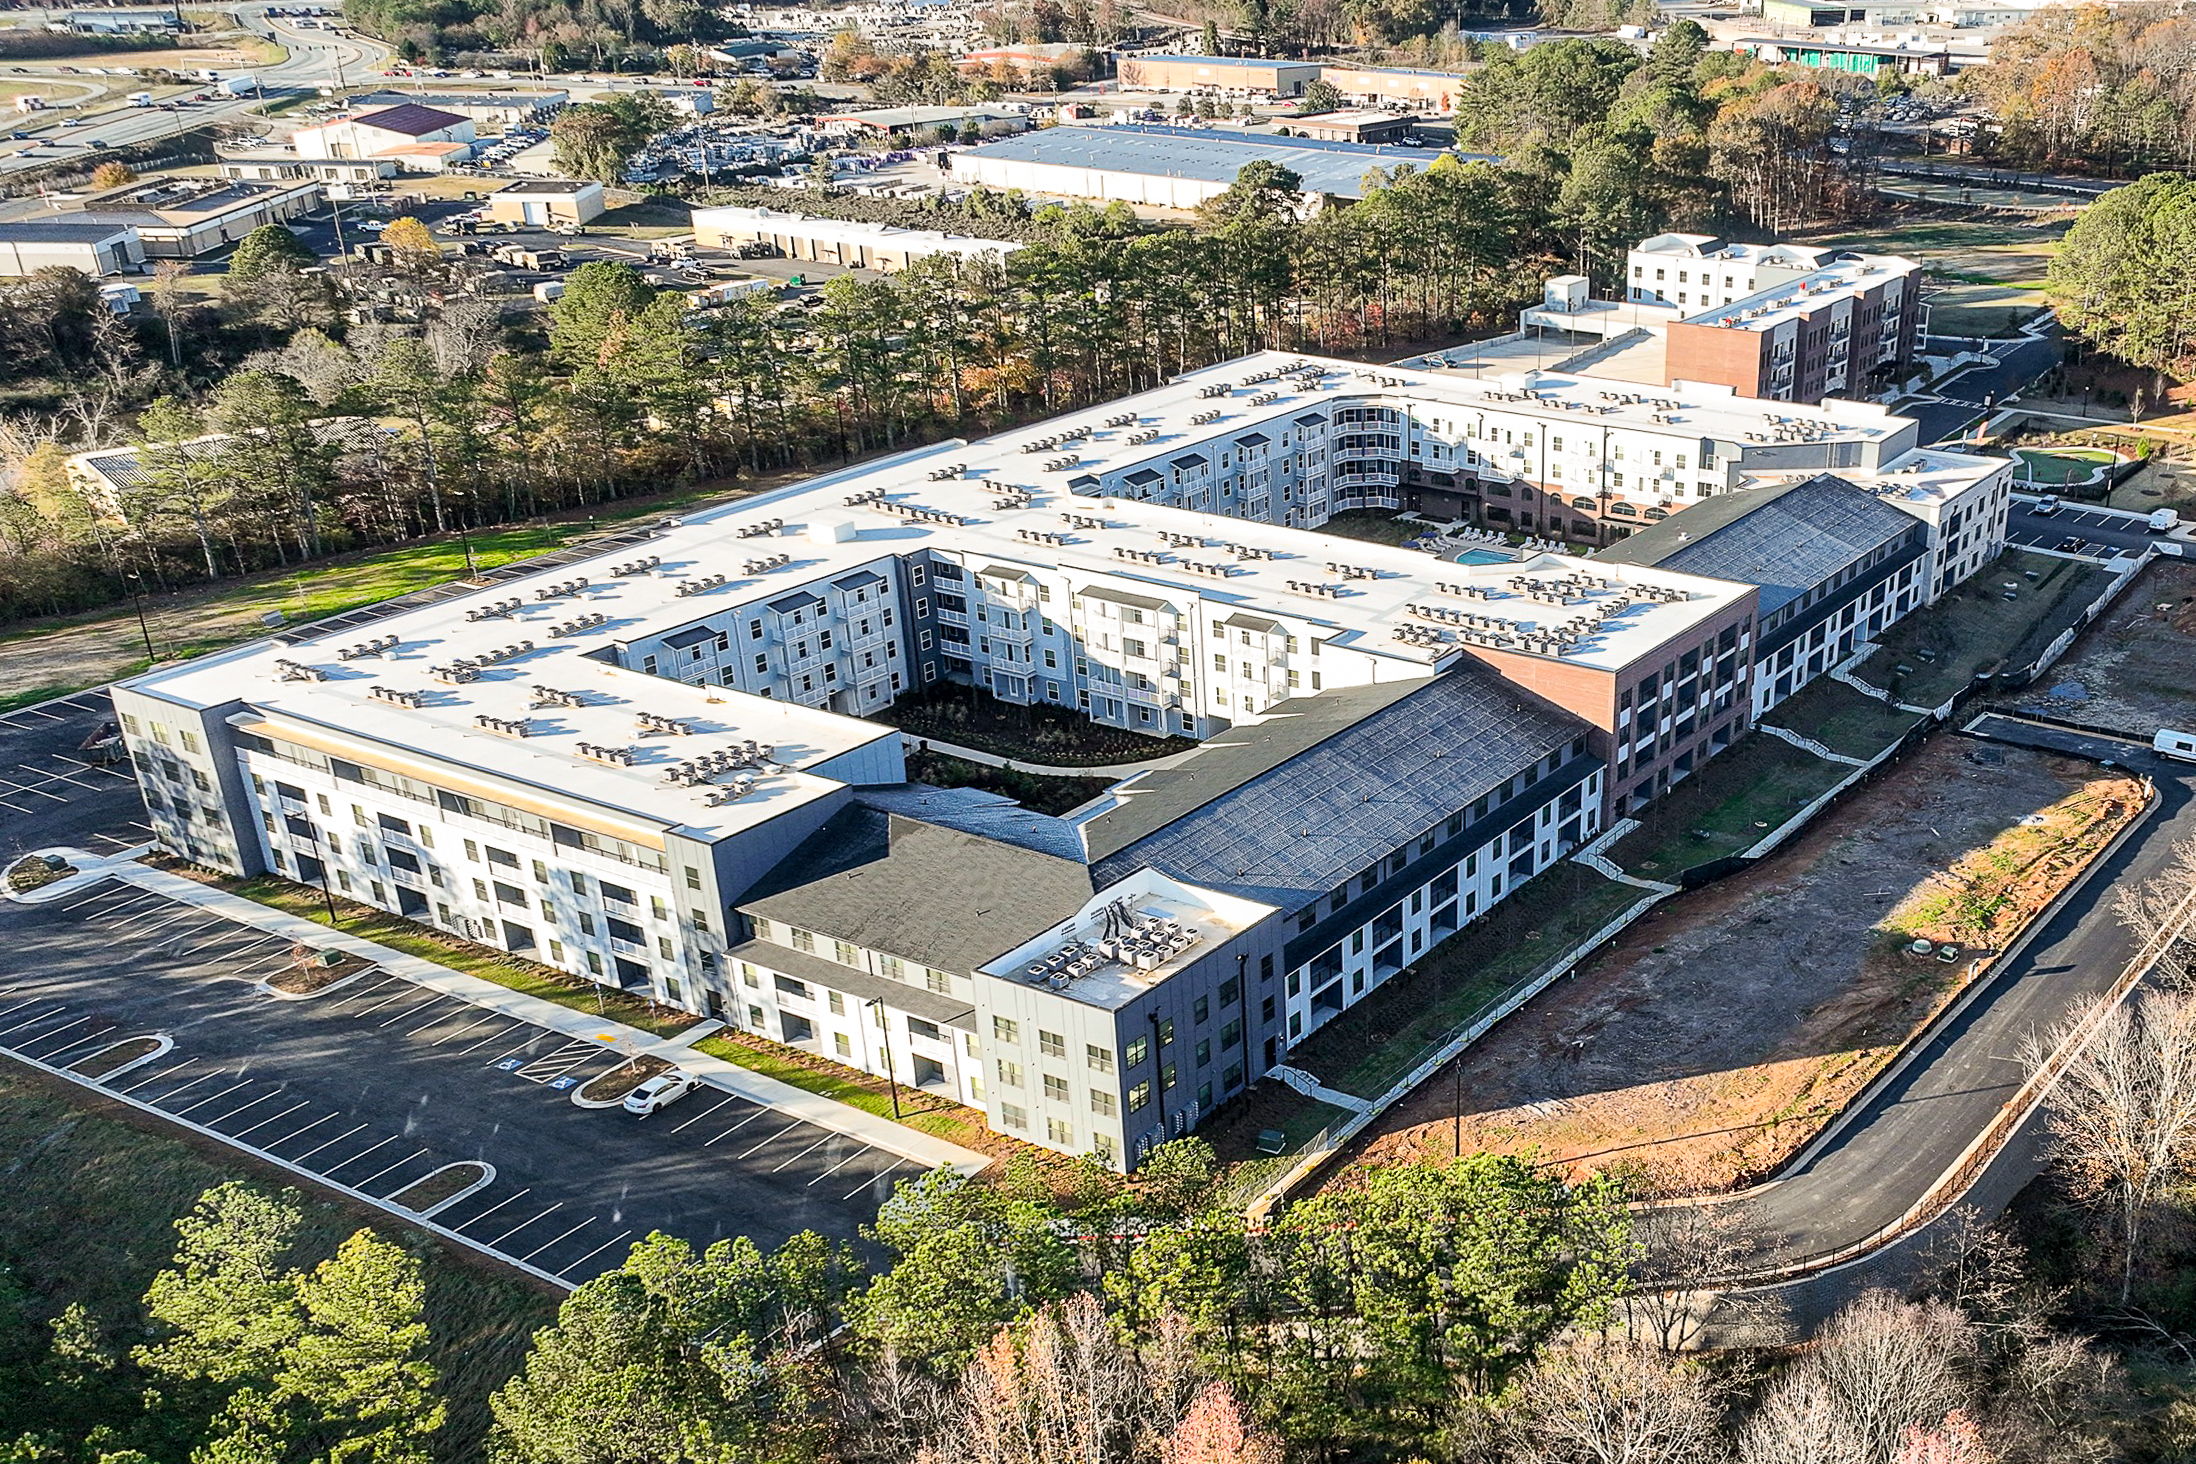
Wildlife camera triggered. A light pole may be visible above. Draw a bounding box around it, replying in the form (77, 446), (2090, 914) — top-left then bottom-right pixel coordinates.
(865, 996), (903, 1118)
(124, 571), (156, 665)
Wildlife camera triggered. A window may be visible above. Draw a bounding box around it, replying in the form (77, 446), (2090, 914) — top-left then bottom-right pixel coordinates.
(1157, 1018), (1175, 1046)
(790, 927), (816, 953)
(1086, 1043), (1113, 1074)
(1128, 1080), (1151, 1111)
(835, 1033), (852, 1058)
(1038, 1030), (1065, 1058)
(1046, 1117), (1074, 1146)
(1043, 1074), (1070, 1102)
(1000, 1102), (1027, 1130)
(925, 968), (953, 995)
(1090, 1090), (1116, 1116)
(996, 1059), (1023, 1087)
(993, 1016), (1019, 1043)
(1193, 996), (1209, 1024)
(833, 939), (860, 967)
(1124, 1035), (1148, 1067)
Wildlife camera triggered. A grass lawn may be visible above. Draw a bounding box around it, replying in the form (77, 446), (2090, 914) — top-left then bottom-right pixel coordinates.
(1860, 550), (2116, 708)
(2012, 445), (2119, 486)
(224, 874), (700, 1038)
(1286, 863), (1652, 1099)
(903, 746), (1112, 817)
(1764, 679), (1925, 762)
(1316, 509), (1429, 547)
(1201, 1080), (1357, 1193)
(0, 1065), (556, 1461)
(594, 197), (697, 237)
(1926, 283), (2050, 340)
(1610, 732), (1855, 879)
(876, 682), (1200, 768)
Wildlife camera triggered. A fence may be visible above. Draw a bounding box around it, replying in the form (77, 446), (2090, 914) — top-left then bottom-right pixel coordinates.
(1242, 885), (1672, 1221)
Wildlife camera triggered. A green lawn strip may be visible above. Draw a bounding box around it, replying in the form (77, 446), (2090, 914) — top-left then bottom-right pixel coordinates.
(1285, 864), (1646, 1100)
(224, 875), (698, 1038)
(0, 1066), (556, 1462)
(1861, 551), (2115, 708)
(1611, 733), (1855, 879)
(1765, 679), (1924, 761)
(693, 1031), (1019, 1158)
(1201, 1079), (1357, 1182)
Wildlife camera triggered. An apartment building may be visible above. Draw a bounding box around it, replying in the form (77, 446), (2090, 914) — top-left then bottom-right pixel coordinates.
(117, 345), (1996, 1167)
(1625, 234), (1924, 404)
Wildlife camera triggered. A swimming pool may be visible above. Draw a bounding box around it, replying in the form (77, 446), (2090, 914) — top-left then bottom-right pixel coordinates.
(1454, 548), (1515, 566)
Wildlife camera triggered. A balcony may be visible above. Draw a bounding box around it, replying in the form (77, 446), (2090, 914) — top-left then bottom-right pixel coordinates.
(935, 606), (969, 628)
(608, 935), (650, 959)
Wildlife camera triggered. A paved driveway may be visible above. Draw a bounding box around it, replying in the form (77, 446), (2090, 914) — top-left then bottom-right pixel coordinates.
(0, 691), (149, 862)
(0, 882), (915, 1283)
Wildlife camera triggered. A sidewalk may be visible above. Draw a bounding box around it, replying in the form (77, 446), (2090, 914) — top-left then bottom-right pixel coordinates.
(35, 850), (986, 1176)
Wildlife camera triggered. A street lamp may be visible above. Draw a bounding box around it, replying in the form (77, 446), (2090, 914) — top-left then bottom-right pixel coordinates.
(865, 996), (903, 1118)
(123, 571), (156, 665)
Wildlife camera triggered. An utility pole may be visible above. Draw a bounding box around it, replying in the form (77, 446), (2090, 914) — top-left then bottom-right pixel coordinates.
(866, 997), (902, 1117)
(124, 571), (156, 664)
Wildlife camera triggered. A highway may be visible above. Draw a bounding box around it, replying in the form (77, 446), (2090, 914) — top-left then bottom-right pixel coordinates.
(0, 4), (390, 178)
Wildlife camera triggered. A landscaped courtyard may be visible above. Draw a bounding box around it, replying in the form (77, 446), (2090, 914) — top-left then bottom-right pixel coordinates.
(874, 683), (1199, 768)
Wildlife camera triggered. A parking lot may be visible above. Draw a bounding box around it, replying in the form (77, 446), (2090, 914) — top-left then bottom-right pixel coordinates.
(0, 690), (149, 863)
(2007, 501), (2159, 560)
(0, 881), (916, 1282)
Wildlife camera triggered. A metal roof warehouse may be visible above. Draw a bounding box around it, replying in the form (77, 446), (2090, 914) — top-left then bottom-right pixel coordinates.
(947, 124), (1485, 206)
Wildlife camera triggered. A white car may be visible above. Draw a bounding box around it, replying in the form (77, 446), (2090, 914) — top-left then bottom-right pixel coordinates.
(623, 1070), (699, 1115)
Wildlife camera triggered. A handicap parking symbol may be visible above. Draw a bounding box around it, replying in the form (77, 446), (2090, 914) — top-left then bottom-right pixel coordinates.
(497, 1057), (523, 1071)
(549, 1075), (579, 1090)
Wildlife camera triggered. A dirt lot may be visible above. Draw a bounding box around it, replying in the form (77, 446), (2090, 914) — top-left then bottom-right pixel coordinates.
(1334, 735), (2143, 1196)
(2017, 559), (2196, 739)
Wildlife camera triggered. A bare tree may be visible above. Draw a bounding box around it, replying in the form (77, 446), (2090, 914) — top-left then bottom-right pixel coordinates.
(1626, 1194), (1791, 1353)
(426, 296), (505, 377)
(2029, 989), (2196, 1304)
(2111, 834), (2196, 990)
(1738, 1291), (1976, 1464)
(948, 1292), (1168, 1464)
(1506, 1337), (1729, 1464)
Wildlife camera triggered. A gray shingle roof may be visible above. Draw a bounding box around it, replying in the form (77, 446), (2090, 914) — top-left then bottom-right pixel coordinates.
(725, 936), (976, 1028)
(1090, 669), (1584, 908)
(741, 807), (1094, 976)
(1594, 475), (1918, 615)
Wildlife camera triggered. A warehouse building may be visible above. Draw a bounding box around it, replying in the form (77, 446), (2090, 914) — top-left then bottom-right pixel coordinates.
(691, 205), (1021, 268)
(1279, 109), (1419, 144)
(947, 124), (1459, 207)
(820, 103), (1030, 139)
(76, 178), (322, 258)
(348, 89), (567, 132)
(1117, 53), (1322, 96)
(1317, 64), (1471, 111)
(118, 341), (2003, 1166)
(0, 218), (144, 277)
(482, 178), (605, 227)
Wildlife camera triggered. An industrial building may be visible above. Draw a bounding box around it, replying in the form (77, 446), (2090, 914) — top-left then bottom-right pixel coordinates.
(482, 178), (605, 227)
(75, 178), (322, 258)
(0, 218), (144, 277)
(293, 103), (476, 165)
(1117, 53), (1322, 97)
(1279, 109), (1419, 144)
(117, 342), (2004, 1168)
(1317, 64), (1471, 111)
(347, 89), (567, 132)
(947, 124), (1460, 208)
(691, 205), (1022, 269)
(1738, 33), (1955, 73)
(820, 103), (1030, 139)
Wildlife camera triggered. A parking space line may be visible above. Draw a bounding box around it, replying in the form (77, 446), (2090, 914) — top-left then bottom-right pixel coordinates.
(806, 1147), (873, 1187)
(15, 1015), (93, 1051)
(357, 1149), (433, 1190)
(669, 1094), (735, 1131)
(111, 902), (188, 930)
(133, 910), (213, 940)
(375, 995), (448, 1029)
(0, 774), (67, 804)
(427, 1012), (500, 1046)
(230, 1099), (312, 1138)
(322, 974), (405, 1008)
(845, 1159), (905, 1202)
(323, 1134), (400, 1174)
(148, 1068), (226, 1104)
(450, 1186), (531, 1231)
(771, 1134), (834, 1173)
(24, 762), (105, 792)
(291, 1122), (371, 1163)
(60, 887), (136, 913)
(119, 1058), (195, 1094)
(556, 1229), (633, 1277)
(204, 1088), (289, 1127)
(0, 1004), (70, 1038)
(482, 1032), (549, 1065)
(260, 1110), (340, 1149)
(454, 1022), (528, 1056)
(735, 1121), (802, 1160)
(519, 1217), (594, 1262)
(31, 1026), (121, 1063)
(344, 986), (422, 1019)
(173, 1080), (255, 1116)
(0, 997), (46, 1024)
(488, 1202), (562, 1246)
(702, 1109), (770, 1145)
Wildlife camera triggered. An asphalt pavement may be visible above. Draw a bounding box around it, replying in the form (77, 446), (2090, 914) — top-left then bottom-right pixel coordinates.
(2006, 500), (2173, 560)
(1737, 719), (2186, 1265)
(0, 690), (148, 866)
(1898, 330), (2063, 447)
(0, 880), (910, 1282)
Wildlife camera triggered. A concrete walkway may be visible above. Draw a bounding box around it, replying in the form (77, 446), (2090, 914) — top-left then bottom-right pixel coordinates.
(33, 850), (987, 1175)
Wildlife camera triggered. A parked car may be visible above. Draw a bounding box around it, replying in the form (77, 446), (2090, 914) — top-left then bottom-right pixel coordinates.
(623, 1071), (699, 1115)
(2032, 495), (2061, 515)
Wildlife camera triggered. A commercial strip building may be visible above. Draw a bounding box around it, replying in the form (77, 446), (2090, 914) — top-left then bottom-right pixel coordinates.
(117, 340), (2006, 1168)
(70, 178), (322, 259)
(0, 218), (145, 277)
(690, 205), (1023, 268)
(947, 124), (1461, 207)
(1737, 33), (1956, 74)
(293, 103), (476, 164)
(1281, 109), (1420, 145)
(1316, 64), (1471, 112)
(347, 90), (568, 131)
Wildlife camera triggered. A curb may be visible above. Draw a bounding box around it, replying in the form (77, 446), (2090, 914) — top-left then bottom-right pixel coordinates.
(256, 964), (377, 1002)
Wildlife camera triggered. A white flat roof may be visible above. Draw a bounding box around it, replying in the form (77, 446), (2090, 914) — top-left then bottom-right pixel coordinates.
(130, 348), (1868, 828)
(1676, 255), (1916, 332)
